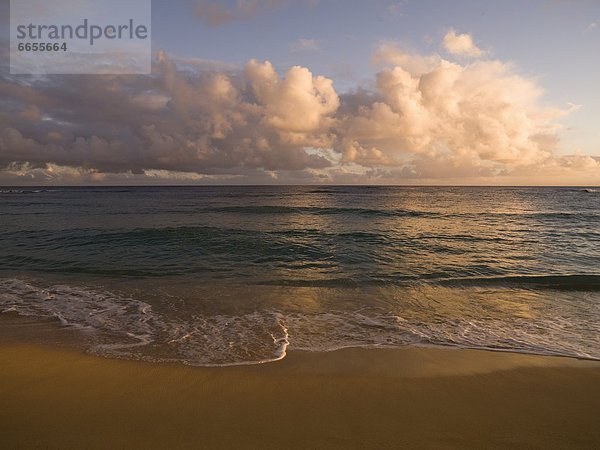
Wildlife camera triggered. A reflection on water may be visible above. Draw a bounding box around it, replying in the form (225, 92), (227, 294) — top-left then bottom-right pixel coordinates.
(0, 186), (598, 365)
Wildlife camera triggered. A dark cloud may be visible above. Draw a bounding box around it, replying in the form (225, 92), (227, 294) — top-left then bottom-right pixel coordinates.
(194, 0), (283, 27)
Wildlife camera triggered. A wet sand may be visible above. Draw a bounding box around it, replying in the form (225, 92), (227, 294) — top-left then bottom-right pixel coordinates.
(1, 335), (599, 449)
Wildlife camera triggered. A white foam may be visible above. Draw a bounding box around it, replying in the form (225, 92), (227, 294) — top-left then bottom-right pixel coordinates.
(1, 278), (598, 365)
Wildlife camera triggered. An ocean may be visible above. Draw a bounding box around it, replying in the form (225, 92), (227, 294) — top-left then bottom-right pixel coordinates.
(0, 186), (598, 365)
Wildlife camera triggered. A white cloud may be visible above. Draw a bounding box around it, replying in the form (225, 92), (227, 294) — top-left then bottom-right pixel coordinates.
(443, 29), (485, 57)
(290, 38), (321, 52)
(336, 43), (583, 180)
(245, 59), (338, 133)
(372, 41), (441, 75)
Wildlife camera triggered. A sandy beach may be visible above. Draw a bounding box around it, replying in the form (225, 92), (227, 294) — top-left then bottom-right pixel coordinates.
(1, 324), (599, 449)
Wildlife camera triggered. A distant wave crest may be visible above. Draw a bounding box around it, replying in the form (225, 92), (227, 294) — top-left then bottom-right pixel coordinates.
(443, 274), (600, 291)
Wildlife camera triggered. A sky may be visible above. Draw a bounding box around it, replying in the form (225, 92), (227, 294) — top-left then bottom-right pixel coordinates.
(1, 0), (599, 185)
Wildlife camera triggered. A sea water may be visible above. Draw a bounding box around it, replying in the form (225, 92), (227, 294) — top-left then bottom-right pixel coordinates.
(0, 186), (598, 365)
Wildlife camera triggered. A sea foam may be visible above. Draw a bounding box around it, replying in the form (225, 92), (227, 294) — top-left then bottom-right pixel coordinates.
(1, 278), (598, 365)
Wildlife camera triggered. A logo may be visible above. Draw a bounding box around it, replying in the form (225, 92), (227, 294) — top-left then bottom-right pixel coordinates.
(10, 0), (151, 74)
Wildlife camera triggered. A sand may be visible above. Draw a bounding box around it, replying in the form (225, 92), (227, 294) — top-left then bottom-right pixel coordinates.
(1, 335), (599, 449)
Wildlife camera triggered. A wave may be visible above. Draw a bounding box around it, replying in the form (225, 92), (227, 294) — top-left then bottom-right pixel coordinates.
(0, 189), (54, 194)
(568, 188), (598, 193)
(203, 205), (438, 217)
(444, 274), (600, 291)
(307, 189), (338, 194)
(0, 226), (399, 277)
(0, 279), (289, 366)
(1, 278), (598, 365)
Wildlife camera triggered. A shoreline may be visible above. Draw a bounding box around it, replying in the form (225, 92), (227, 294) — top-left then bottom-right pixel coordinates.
(1, 339), (599, 449)
(1, 308), (597, 369)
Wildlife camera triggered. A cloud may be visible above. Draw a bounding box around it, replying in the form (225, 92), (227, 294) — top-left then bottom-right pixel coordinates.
(0, 51), (337, 180)
(443, 29), (485, 57)
(244, 59), (338, 132)
(372, 41), (441, 75)
(585, 22), (597, 31)
(194, 0), (282, 27)
(336, 44), (576, 178)
(387, 2), (405, 18)
(0, 33), (598, 185)
(290, 38), (321, 52)
(192, 0), (332, 27)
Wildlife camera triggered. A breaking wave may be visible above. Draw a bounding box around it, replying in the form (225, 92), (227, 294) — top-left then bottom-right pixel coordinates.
(1, 278), (598, 365)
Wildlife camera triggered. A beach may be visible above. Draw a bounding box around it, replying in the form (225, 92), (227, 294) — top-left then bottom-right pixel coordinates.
(1, 186), (599, 448)
(1, 317), (599, 449)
